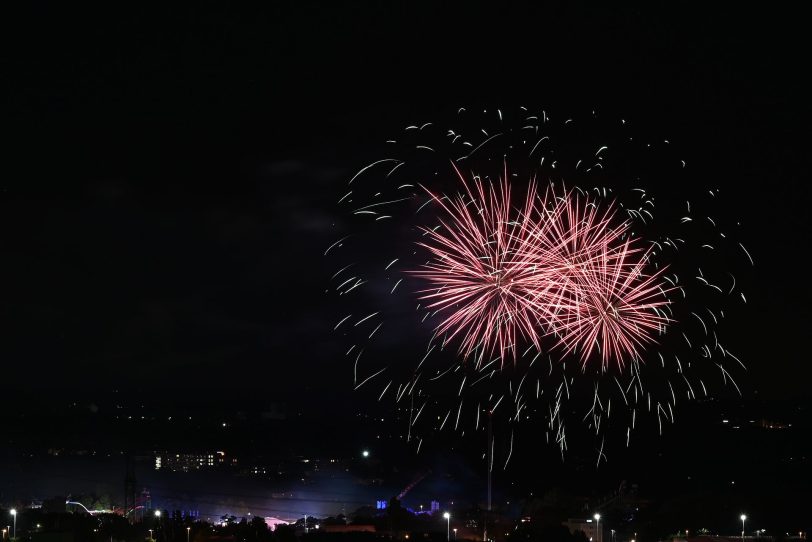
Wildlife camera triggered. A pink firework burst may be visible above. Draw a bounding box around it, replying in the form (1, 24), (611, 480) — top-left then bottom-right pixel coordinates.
(413, 164), (547, 361)
(413, 164), (672, 369)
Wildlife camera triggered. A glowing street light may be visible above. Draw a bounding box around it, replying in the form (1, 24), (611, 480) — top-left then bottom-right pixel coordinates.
(593, 514), (601, 542)
(9, 510), (16, 540)
(453, 528), (458, 540)
(187, 526), (191, 542)
(443, 512), (451, 541)
(362, 450), (370, 458)
(741, 515), (747, 542)
(154, 510), (162, 539)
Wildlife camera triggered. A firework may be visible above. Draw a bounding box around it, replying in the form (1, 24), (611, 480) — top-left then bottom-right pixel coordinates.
(412, 164), (546, 363)
(326, 107), (751, 463)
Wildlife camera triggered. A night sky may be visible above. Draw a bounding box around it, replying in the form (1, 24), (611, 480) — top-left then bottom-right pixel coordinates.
(5, 3), (810, 406)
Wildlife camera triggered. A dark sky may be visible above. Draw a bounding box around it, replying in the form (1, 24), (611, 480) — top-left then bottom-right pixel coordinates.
(4, 4), (810, 402)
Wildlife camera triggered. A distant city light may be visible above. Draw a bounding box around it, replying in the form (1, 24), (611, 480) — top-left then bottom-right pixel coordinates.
(362, 450), (370, 458)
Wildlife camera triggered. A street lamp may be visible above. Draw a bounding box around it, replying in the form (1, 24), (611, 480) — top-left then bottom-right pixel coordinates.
(9, 509), (16, 540)
(154, 510), (162, 540)
(593, 514), (601, 542)
(187, 526), (191, 542)
(740, 515), (747, 542)
(362, 450), (370, 458)
(148, 529), (153, 540)
(443, 512), (451, 542)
